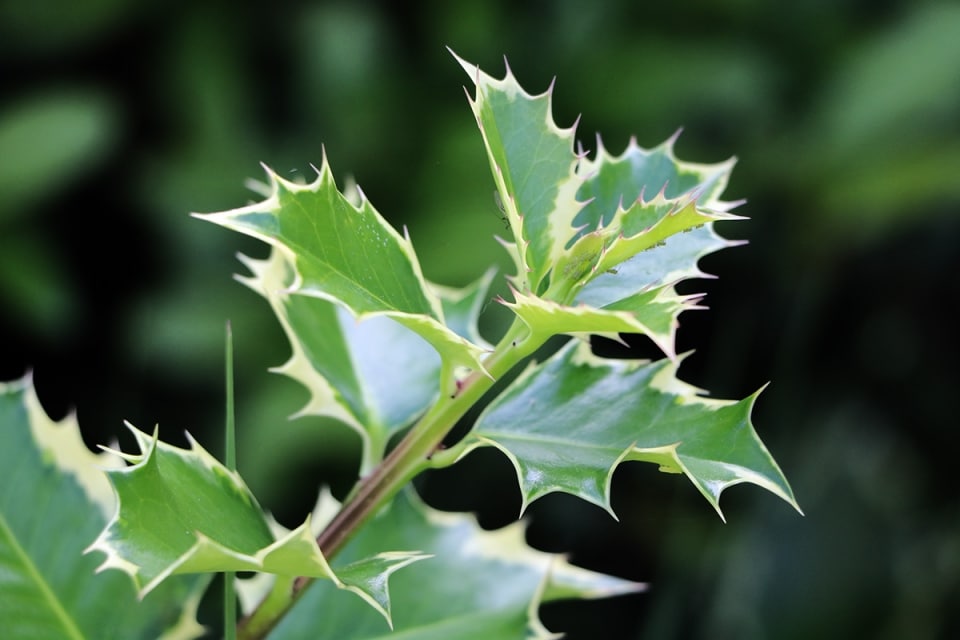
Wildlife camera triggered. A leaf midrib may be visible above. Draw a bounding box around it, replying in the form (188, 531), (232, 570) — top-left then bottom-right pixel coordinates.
(0, 510), (85, 640)
(360, 606), (524, 640)
(478, 429), (633, 453)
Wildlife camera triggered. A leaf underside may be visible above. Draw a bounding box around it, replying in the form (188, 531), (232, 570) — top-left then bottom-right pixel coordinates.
(236, 249), (493, 472)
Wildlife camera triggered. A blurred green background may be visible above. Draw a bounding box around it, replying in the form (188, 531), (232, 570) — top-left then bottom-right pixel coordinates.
(2, 0), (958, 637)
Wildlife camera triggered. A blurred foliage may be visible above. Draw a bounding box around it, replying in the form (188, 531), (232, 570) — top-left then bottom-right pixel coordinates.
(1, 0), (957, 638)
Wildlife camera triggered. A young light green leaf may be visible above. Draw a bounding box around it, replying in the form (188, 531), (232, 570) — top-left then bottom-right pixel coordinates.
(237, 249), (495, 472)
(573, 223), (735, 309)
(0, 375), (208, 640)
(88, 423), (428, 625)
(593, 196), (739, 278)
(264, 488), (644, 639)
(560, 134), (741, 287)
(555, 193), (733, 291)
(506, 285), (698, 359)
(194, 155), (486, 378)
(469, 341), (801, 520)
(506, 221), (735, 358)
(573, 133), (739, 237)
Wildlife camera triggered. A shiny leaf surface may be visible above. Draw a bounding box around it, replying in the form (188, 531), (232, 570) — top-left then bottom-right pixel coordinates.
(0, 376), (207, 640)
(265, 489), (643, 639)
(196, 157), (486, 375)
(471, 341), (800, 519)
(89, 424), (427, 625)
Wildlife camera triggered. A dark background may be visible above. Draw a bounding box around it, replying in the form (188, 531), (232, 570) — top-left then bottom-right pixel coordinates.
(2, 0), (958, 637)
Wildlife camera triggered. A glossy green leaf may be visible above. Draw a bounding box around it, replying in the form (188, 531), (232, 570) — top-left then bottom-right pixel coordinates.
(504, 212), (737, 359)
(88, 424), (427, 625)
(262, 488), (643, 639)
(453, 50), (583, 292)
(236, 248), (437, 470)
(236, 249), (494, 471)
(470, 341), (801, 519)
(570, 193), (735, 282)
(454, 54), (742, 292)
(573, 223), (733, 309)
(0, 375), (207, 640)
(455, 53), (744, 358)
(554, 136), (743, 303)
(505, 286), (695, 358)
(195, 155), (486, 377)
(573, 133), (737, 235)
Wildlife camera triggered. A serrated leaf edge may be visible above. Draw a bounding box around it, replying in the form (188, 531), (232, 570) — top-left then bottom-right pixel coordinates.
(156, 578), (208, 640)
(451, 49), (586, 292)
(87, 426), (428, 626)
(235, 250), (364, 432)
(470, 343), (801, 521)
(195, 155), (487, 377)
(2, 376), (210, 640)
(8, 373), (123, 519)
(336, 551), (434, 629)
(504, 286), (703, 359)
(413, 486), (643, 636)
(579, 130), (742, 213)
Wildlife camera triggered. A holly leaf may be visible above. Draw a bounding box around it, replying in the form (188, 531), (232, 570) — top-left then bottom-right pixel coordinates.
(506, 280), (698, 359)
(454, 52), (746, 360)
(236, 249), (494, 471)
(573, 223), (734, 309)
(469, 341), (801, 519)
(194, 155), (486, 378)
(261, 488), (644, 639)
(510, 221), (737, 358)
(453, 50), (583, 292)
(87, 423), (428, 626)
(0, 375), (207, 639)
(572, 133), (739, 237)
(566, 136), (743, 281)
(236, 248), (438, 471)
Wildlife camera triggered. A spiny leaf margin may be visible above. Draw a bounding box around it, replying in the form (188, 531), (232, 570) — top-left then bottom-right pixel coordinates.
(235, 249), (439, 472)
(0, 375), (208, 640)
(452, 49), (584, 293)
(469, 341), (801, 520)
(453, 51), (748, 361)
(194, 153), (487, 379)
(87, 424), (428, 626)
(262, 488), (644, 639)
(235, 249), (497, 473)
